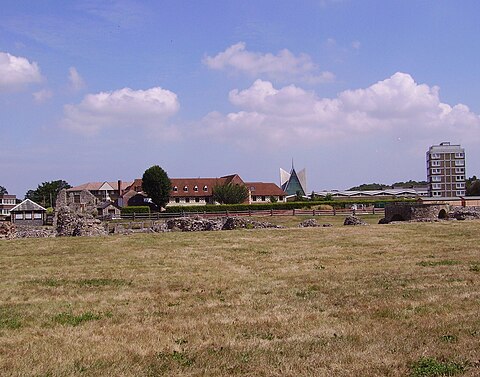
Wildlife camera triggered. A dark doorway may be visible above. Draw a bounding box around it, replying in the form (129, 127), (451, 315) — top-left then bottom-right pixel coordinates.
(390, 214), (405, 221)
(438, 209), (447, 219)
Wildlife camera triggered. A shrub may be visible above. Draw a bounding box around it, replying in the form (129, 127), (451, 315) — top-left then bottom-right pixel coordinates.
(410, 357), (464, 376)
(121, 206), (150, 214)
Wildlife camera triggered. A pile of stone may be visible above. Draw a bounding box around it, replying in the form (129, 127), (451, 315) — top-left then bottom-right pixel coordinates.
(299, 219), (320, 227)
(343, 215), (368, 226)
(15, 226), (55, 238)
(450, 207), (480, 221)
(0, 222), (16, 240)
(164, 216), (282, 232)
(54, 206), (107, 237)
(221, 217), (282, 230)
(166, 216), (224, 232)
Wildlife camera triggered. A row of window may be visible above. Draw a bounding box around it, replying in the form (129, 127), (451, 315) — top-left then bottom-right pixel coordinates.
(171, 197), (206, 203)
(14, 213), (43, 220)
(173, 185), (208, 193)
(431, 191), (466, 197)
(430, 160), (465, 167)
(430, 152), (464, 159)
(431, 183), (465, 190)
(0, 199), (16, 205)
(0, 209), (9, 215)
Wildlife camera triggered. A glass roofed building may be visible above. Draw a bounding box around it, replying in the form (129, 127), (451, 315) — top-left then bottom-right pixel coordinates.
(280, 164), (307, 197)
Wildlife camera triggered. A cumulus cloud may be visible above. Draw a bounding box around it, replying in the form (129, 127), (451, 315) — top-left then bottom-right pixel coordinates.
(61, 87), (180, 136)
(33, 89), (53, 103)
(68, 67), (86, 91)
(201, 72), (480, 147)
(203, 42), (334, 84)
(0, 52), (42, 90)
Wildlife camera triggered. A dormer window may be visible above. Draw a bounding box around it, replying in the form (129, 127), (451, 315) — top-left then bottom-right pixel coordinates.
(203, 185), (208, 192)
(183, 185), (188, 192)
(194, 185), (198, 192)
(173, 186), (178, 192)
(250, 186), (255, 191)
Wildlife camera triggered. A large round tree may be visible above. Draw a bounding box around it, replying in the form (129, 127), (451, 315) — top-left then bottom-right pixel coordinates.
(142, 165), (171, 210)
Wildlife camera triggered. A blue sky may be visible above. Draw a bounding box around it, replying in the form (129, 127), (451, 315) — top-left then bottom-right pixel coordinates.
(1, 0), (480, 196)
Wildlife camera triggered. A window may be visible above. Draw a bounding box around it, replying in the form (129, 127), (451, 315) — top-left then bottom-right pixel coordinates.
(185, 198), (190, 203)
(279, 196), (284, 201)
(203, 185), (208, 192)
(252, 196), (257, 201)
(194, 185), (198, 192)
(456, 183), (465, 189)
(261, 196), (266, 201)
(456, 175), (465, 181)
(34, 213), (42, 219)
(431, 153), (441, 159)
(432, 191), (442, 197)
(431, 168), (442, 174)
(173, 186), (178, 192)
(431, 176), (441, 182)
(431, 160), (441, 167)
(15, 213), (23, 220)
(456, 190), (466, 196)
(432, 183), (442, 190)
(454, 160), (464, 166)
(250, 186), (255, 191)
(25, 213), (32, 219)
(455, 152), (464, 158)
(195, 197), (200, 203)
(74, 195), (81, 204)
(183, 186), (188, 192)
(175, 198), (180, 203)
(455, 168), (465, 174)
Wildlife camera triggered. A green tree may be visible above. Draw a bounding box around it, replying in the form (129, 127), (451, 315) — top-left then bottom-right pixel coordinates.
(212, 182), (249, 204)
(25, 180), (71, 207)
(0, 186), (7, 195)
(142, 165), (171, 209)
(466, 176), (480, 196)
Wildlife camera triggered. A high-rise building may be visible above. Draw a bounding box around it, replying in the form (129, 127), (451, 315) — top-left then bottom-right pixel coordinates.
(426, 142), (466, 197)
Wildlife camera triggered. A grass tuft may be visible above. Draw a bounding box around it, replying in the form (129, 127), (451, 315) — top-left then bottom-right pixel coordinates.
(53, 312), (103, 326)
(410, 357), (465, 376)
(417, 260), (460, 267)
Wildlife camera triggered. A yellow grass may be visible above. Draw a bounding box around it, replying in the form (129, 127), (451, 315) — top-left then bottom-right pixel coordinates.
(0, 218), (479, 376)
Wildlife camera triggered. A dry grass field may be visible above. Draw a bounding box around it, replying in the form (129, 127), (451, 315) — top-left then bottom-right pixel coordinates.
(0, 216), (479, 376)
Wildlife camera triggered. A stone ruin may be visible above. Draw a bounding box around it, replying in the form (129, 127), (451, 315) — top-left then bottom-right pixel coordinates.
(383, 202), (480, 223)
(53, 189), (106, 237)
(165, 216), (282, 232)
(298, 219), (333, 227)
(343, 215), (368, 226)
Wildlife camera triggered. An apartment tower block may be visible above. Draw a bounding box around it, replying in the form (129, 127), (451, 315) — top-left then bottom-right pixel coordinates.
(426, 142), (466, 197)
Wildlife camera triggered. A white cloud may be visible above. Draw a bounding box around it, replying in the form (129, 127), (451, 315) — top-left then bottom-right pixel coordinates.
(68, 67), (86, 91)
(203, 42), (334, 84)
(33, 89), (53, 103)
(61, 87), (180, 136)
(0, 52), (42, 90)
(201, 72), (480, 147)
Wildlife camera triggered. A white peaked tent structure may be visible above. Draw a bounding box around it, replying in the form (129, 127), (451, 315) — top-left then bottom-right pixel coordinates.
(280, 163), (307, 197)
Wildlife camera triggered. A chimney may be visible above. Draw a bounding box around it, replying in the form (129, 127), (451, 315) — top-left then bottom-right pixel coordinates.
(118, 180), (122, 195)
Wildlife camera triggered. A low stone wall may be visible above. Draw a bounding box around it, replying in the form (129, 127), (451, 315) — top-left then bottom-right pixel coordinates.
(384, 203), (450, 222)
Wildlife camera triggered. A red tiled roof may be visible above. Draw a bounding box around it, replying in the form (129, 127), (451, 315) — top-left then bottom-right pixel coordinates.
(68, 181), (133, 192)
(246, 182), (286, 196)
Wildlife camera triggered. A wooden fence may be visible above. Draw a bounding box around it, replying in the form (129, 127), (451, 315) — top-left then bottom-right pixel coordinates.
(116, 207), (384, 221)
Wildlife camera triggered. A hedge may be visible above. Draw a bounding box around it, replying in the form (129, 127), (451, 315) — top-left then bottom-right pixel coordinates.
(121, 206), (150, 214)
(164, 198), (415, 213)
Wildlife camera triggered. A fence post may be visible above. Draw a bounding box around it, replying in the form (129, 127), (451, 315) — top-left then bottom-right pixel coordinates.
(270, 209), (273, 216)
(293, 208), (295, 216)
(133, 212), (136, 221)
(333, 207), (336, 216)
(372, 207), (375, 215)
(313, 209), (316, 216)
(249, 209), (251, 216)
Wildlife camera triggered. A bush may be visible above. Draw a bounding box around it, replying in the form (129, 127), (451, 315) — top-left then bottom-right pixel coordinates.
(121, 206), (150, 214)
(164, 198), (414, 213)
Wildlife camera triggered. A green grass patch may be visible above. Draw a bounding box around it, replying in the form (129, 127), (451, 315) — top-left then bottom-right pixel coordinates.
(28, 278), (131, 288)
(0, 311), (22, 330)
(53, 311), (103, 326)
(410, 357), (465, 376)
(417, 260), (461, 267)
